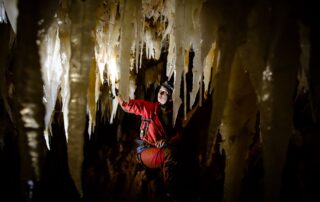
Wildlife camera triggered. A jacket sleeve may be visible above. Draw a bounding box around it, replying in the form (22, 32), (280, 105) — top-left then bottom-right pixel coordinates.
(121, 99), (151, 117)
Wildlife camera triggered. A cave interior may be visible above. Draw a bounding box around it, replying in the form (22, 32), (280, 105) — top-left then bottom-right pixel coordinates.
(0, 0), (319, 202)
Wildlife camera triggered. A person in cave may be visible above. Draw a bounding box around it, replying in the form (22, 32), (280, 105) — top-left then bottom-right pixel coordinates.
(116, 80), (182, 199)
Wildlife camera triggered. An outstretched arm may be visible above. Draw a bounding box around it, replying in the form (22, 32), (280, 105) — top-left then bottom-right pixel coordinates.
(115, 90), (151, 116)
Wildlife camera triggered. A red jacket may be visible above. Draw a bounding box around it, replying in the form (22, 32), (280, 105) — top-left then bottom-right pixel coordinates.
(121, 99), (181, 146)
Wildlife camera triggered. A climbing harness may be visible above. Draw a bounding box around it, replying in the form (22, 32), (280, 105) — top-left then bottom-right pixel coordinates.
(139, 105), (157, 139)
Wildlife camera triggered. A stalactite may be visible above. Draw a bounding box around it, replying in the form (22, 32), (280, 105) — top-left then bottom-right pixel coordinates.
(87, 59), (98, 137)
(260, 5), (300, 202)
(39, 19), (63, 149)
(134, 0), (143, 72)
(306, 11), (320, 124)
(188, 0), (203, 109)
(1, 0), (18, 33)
(220, 52), (258, 202)
(164, 0), (175, 80)
(0, 21), (11, 147)
(68, 0), (101, 195)
(0, 16), (16, 126)
(200, 0), (218, 97)
(58, 1), (71, 144)
(118, 0), (138, 102)
(170, 0), (184, 125)
(237, 0), (271, 131)
(206, 34), (238, 166)
(239, 1), (300, 201)
(203, 42), (217, 96)
(13, 0), (52, 200)
(94, 0), (120, 124)
(297, 22), (310, 96)
(0, 1), (6, 23)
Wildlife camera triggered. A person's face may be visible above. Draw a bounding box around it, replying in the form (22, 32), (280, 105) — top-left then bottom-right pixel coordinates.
(158, 86), (170, 105)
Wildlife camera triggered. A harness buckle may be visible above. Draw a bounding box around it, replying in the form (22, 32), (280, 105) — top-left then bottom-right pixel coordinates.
(140, 129), (145, 139)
